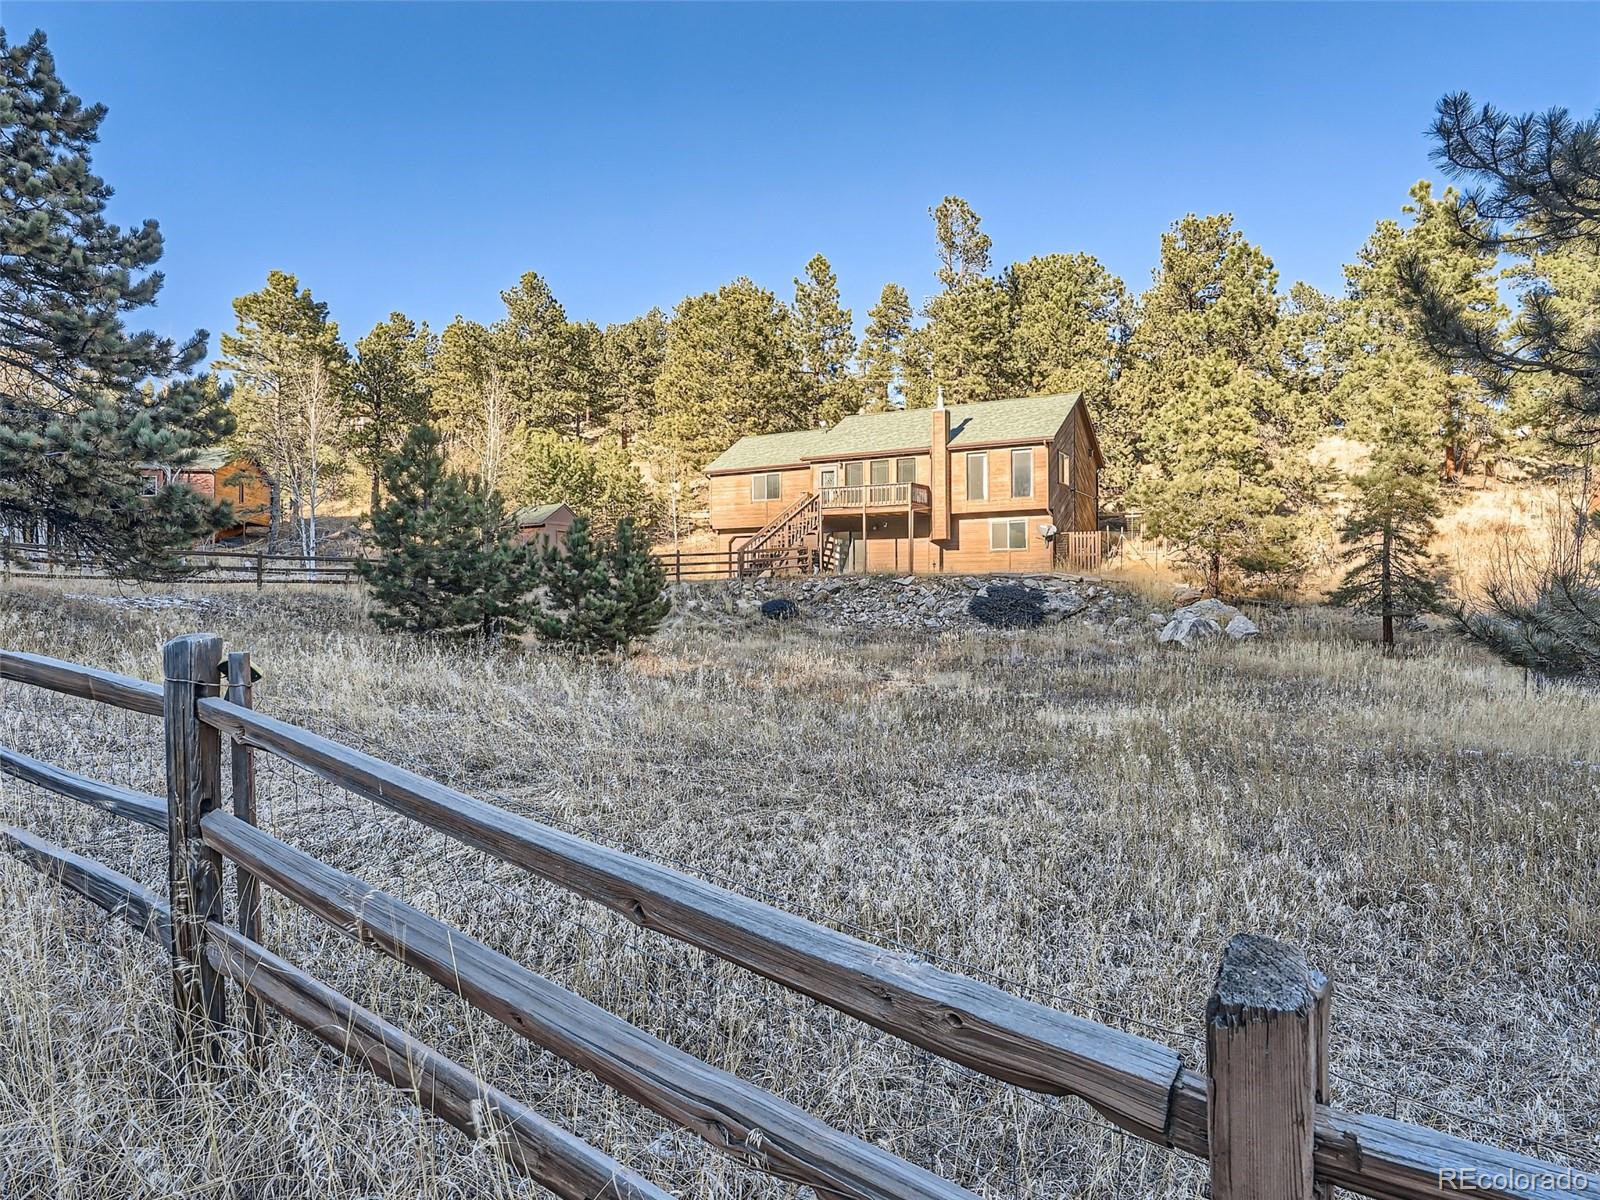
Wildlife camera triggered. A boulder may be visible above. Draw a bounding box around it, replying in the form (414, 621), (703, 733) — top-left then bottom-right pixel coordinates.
(1174, 597), (1239, 623)
(1158, 613), (1223, 648)
(760, 597), (800, 621)
(1171, 584), (1204, 606)
(1224, 613), (1259, 640)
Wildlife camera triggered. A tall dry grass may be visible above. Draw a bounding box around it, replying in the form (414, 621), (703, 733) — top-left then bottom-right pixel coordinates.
(0, 582), (1596, 1198)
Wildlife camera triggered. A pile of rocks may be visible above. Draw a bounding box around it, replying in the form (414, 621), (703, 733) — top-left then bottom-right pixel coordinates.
(1152, 596), (1261, 648)
(666, 573), (1144, 634)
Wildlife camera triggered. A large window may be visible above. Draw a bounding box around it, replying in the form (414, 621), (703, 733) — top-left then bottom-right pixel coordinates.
(989, 518), (1028, 551)
(752, 472), (781, 501)
(1011, 448), (1033, 498)
(870, 458), (891, 485)
(844, 460), (865, 487)
(966, 452), (988, 500)
(896, 457), (917, 483)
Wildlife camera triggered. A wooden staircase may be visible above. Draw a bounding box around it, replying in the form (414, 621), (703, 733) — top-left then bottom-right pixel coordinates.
(736, 492), (836, 577)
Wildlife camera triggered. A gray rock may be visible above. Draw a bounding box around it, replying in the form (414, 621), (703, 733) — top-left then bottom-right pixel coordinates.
(1174, 597), (1240, 623)
(1158, 613), (1223, 647)
(1224, 613), (1260, 640)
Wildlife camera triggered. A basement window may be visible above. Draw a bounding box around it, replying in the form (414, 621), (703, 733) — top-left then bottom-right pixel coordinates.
(1011, 448), (1033, 498)
(752, 473), (781, 501)
(989, 518), (1027, 551)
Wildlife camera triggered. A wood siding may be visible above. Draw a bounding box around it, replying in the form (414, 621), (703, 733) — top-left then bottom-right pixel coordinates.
(708, 466), (814, 534)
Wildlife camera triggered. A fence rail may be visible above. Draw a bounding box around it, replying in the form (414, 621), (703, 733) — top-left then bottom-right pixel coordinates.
(0, 641), (1587, 1200)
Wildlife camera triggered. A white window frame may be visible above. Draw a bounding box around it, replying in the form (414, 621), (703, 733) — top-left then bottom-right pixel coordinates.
(1011, 448), (1033, 498)
(989, 517), (1027, 551)
(752, 472), (781, 501)
(966, 451), (988, 500)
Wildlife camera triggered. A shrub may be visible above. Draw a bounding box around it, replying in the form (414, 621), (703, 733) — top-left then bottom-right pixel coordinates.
(529, 515), (670, 652)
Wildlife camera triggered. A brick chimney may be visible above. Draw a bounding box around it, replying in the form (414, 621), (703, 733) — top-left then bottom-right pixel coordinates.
(930, 387), (951, 543)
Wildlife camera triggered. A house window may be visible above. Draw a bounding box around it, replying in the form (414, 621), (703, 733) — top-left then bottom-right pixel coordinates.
(1011, 448), (1033, 498)
(140, 474), (159, 497)
(1060, 450), (1072, 489)
(844, 461), (865, 487)
(989, 518), (1028, 551)
(870, 458), (891, 485)
(966, 452), (988, 500)
(896, 457), (916, 484)
(752, 473), (781, 501)
(819, 467), (836, 490)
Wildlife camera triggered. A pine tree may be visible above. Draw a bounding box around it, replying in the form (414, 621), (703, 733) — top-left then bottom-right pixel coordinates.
(431, 316), (515, 487)
(1003, 252), (1129, 398)
(652, 278), (809, 472)
(793, 254), (858, 425)
(598, 308), (669, 449)
(529, 515), (670, 653)
(0, 29), (232, 567)
(1329, 460), (1441, 650)
(216, 271), (351, 554)
(498, 272), (601, 439)
(921, 197), (1012, 404)
(346, 312), (434, 513)
(504, 430), (660, 531)
(359, 424), (539, 640)
(858, 283), (913, 412)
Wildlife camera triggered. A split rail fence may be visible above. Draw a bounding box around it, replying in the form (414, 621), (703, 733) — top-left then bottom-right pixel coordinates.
(0, 637), (1588, 1200)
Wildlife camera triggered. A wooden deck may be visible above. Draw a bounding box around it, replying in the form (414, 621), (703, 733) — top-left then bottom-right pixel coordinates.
(818, 483), (932, 511)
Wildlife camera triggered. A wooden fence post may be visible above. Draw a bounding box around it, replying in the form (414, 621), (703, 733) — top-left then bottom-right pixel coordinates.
(163, 633), (228, 1064)
(1206, 932), (1329, 1200)
(225, 650), (265, 1055)
(255, 550), (264, 591)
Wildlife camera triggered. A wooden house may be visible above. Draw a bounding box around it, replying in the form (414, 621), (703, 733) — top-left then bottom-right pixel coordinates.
(138, 449), (275, 539)
(514, 503), (577, 550)
(704, 392), (1101, 576)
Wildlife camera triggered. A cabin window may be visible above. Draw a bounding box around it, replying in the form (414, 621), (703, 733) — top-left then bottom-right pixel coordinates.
(140, 475), (159, 497)
(1060, 450), (1072, 489)
(1011, 449), (1033, 498)
(896, 457), (916, 483)
(870, 458), (891, 485)
(966, 452), (988, 500)
(819, 467), (837, 489)
(752, 473), (781, 501)
(844, 461), (865, 487)
(989, 518), (1028, 551)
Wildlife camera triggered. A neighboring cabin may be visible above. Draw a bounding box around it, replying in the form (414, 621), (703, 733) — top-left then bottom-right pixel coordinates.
(138, 449), (275, 540)
(704, 392), (1100, 575)
(514, 502), (577, 551)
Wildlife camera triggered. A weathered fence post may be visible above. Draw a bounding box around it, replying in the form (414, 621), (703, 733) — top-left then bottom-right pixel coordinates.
(1206, 933), (1330, 1200)
(255, 550), (264, 591)
(225, 650), (265, 1055)
(163, 633), (228, 1064)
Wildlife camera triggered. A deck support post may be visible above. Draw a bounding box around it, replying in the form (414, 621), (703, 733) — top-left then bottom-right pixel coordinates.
(1206, 933), (1330, 1200)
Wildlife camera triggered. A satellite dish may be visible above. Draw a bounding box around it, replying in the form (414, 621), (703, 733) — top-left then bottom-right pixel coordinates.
(1040, 523), (1058, 540)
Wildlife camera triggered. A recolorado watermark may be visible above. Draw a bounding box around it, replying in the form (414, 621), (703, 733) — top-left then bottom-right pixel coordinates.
(1439, 1166), (1593, 1192)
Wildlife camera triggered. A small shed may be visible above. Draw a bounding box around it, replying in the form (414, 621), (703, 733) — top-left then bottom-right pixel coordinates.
(514, 503), (576, 551)
(138, 448), (275, 539)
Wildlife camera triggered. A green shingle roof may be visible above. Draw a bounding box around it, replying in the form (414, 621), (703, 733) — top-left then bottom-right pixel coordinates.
(515, 503), (569, 526)
(702, 428), (833, 474)
(703, 392), (1085, 473)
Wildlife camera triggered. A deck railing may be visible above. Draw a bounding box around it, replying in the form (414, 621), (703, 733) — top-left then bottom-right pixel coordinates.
(818, 482), (932, 510)
(0, 639), (1585, 1199)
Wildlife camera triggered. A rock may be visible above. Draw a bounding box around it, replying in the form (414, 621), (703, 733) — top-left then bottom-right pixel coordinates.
(1171, 584), (1204, 606)
(1224, 613), (1259, 640)
(760, 598), (799, 621)
(1173, 597), (1240, 623)
(1147, 611), (1167, 626)
(1158, 613), (1223, 648)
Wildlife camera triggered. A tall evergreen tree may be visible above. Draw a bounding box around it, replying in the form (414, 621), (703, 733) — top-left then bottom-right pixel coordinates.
(858, 283), (913, 412)
(360, 424), (539, 641)
(792, 254), (857, 426)
(431, 316), (515, 487)
(1003, 252), (1129, 398)
(930, 195), (992, 288)
(346, 312), (434, 513)
(921, 196), (1011, 404)
(0, 29), (232, 566)
(1124, 215), (1316, 587)
(598, 308), (669, 450)
(498, 271), (602, 439)
(652, 278), (809, 472)
(216, 271), (351, 554)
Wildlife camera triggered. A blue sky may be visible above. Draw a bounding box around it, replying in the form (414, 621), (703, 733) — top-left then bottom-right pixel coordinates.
(10, 2), (1600, 353)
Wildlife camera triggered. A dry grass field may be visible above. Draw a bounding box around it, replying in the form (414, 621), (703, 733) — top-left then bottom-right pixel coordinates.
(0, 582), (1596, 1198)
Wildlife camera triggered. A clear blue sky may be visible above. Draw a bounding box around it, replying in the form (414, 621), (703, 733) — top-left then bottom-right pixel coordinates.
(10, 2), (1600, 353)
